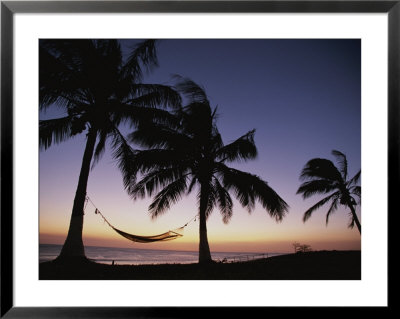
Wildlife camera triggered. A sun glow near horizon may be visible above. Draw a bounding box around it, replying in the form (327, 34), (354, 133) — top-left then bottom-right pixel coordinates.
(40, 186), (361, 254)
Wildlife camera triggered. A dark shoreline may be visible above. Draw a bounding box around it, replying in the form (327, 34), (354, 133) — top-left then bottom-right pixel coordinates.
(39, 250), (361, 280)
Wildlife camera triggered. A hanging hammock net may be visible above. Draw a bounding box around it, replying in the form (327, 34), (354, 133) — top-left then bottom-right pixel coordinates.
(86, 196), (196, 243)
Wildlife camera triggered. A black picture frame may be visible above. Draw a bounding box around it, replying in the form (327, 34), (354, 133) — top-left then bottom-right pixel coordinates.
(1, 1), (395, 317)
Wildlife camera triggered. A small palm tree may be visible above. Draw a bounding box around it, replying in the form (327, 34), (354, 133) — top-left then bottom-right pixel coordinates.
(125, 78), (289, 264)
(296, 150), (361, 234)
(39, 39), (181, 262)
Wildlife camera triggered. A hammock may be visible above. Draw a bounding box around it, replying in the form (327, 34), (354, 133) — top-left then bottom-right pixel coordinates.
(112, 226), (184, 243)
(90, 199), (195, 243)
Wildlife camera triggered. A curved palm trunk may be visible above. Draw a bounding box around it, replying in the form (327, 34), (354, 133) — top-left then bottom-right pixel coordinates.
(57, 128), (97, 262)
(198, 183), (212, 264)
(349, 204), (361, 234)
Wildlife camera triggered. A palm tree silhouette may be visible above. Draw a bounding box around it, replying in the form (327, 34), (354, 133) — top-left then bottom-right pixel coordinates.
(126, 78), (289, 264)
(39, 40), (181, 262)
(296, 150), (361, 234)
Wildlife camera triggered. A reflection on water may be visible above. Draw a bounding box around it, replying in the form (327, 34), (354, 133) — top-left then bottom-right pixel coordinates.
(39, 244), (284, 265)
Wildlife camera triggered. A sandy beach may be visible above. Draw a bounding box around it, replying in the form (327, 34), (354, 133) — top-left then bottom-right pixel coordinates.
(39, 250), (361, 280)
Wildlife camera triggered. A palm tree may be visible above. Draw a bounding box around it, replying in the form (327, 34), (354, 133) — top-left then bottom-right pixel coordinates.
(39, 39), (181, 262)
(296, 150), (361, 234)
(125, 78), (289, 264)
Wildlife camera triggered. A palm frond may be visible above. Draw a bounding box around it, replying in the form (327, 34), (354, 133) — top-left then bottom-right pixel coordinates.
(218, 164), (288, 221)
(40, 82), (89, 110)
(130, 84), (182, 109)
(348, 169), (361, 186)
(173, 75), (209, 104)
(216, 129), (258, 163)
(110, 128), (138, 194)
(148, 175), (188, 219)
(94, 40), (122, 70)
(187, 176), (198, 194)
(331, 150), (348, 181)
(249, 175), (289, 221)
(91, 129), (109, 170)
(39, 45), (76, 110)
(129, 91), (180, 110)
(299, 158), (343, 183)
(211, 126), (223, 152)
(348, 215), (356, 229)
(39, 40), (93, 110)
(132, 149), (192, 174)
(326, 195), (340, 226)
(296, 179), (337, 199)
(350, 186), (361, 204)
(178, 102), (214, 148)
(40, 90), (89, 111)
(346, 207), (359, 229)
(40, 39), (95, 63)
(130, 167), (189, 200)
(39, 116), (74, 150)
(203, 182), (217, 218)
(129, 122), (192, 150)
(213, 177), (233, 224)
(303, 192), (339, 223)
(221, 167), (255, 212)
(111, 103), (180, 129)
(122, 40), (158, 82)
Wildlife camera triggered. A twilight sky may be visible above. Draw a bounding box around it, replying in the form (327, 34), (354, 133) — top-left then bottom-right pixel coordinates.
(39, 39), (361, 253)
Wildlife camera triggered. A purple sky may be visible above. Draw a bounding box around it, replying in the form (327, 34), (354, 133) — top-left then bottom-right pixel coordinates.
(40, 39), (361, 253)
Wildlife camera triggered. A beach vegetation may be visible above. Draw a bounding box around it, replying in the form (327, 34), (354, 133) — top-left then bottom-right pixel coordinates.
(296, 150), (361, 233)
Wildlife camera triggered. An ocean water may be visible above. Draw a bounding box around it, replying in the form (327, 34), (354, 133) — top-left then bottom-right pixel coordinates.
(39, 244), (284, 265)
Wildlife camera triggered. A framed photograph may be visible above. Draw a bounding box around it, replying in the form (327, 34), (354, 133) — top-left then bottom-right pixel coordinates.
(1, 0), (394, 317)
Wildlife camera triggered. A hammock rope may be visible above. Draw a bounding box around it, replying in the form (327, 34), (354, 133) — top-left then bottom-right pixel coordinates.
(85, 196), (198, 243)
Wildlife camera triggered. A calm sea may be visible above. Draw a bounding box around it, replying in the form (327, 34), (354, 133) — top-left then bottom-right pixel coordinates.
(39, 244), (284, 265)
